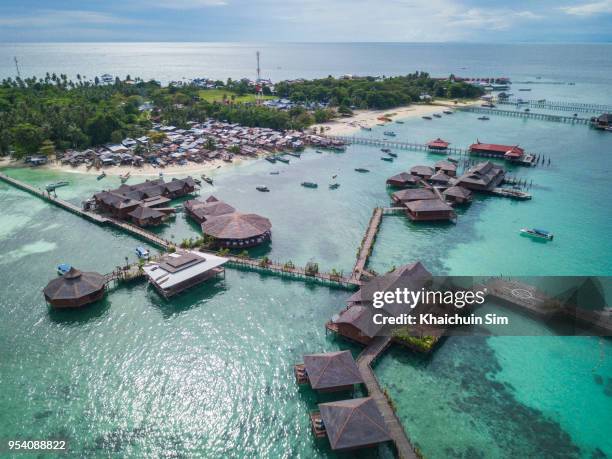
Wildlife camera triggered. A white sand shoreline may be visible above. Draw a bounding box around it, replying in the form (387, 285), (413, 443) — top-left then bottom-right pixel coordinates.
(312, 101), (478, 136)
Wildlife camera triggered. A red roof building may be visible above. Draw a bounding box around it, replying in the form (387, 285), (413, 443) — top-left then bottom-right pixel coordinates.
(469, 141), (524, 160)
(427, 138), (450, 150)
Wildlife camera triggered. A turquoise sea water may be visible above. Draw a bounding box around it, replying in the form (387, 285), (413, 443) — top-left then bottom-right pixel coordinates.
(1, 43), (612, 457)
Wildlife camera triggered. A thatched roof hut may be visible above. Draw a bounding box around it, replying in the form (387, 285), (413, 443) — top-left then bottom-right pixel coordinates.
(434, 160), (457, 176)
(184, 196), (235, 224)
(202, 212), (272, 248)
(302, 351), (363, 392)
(128, 205), (166, 226)
(392, 188), (437, 205)
(405, 199), (456, 221)
(43, 268), (106, 308)
(386, 172), (419, 188)
(443, 186), (472, 204)
(429, 171), (452, 185)
(409, 165), (434, 179)
(318, 397), (391, 451)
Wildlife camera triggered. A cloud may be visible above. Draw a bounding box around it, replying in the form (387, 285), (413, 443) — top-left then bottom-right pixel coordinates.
(444, 8), (541, 31)
(0, 10), (136, 27)
(560, 0), (612, 16)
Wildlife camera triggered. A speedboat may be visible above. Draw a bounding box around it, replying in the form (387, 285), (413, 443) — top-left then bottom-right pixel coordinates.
(381, 148), (391, 153)
(301, 182), (318, 188)
(433, 113), (442, 118)
(520, 228), (554, 241)
(360, 126), (372, 131)
(135, 247), (150, 259)
(97, 171), (106, 180)
(422, 116), (432, 120)
(256, 185), (270, 192)
(265, 157), (277, 163)
(477, 116), (490, 121)
(286, 152), (302, 158)
(57, 263), (72, 276)
(201, 175), (213, 185)
(381, 156), (393, 162)
(443, 110), (453, 115)
(383, 131), (396, 137)
(329, 183), (340, 190)
(354, 168), (370, 173)
(276, 156), (290, 164)
(395, 120), (404, 124)
(387, 152), (397, 158)
(315, 150), (323, 154)
(120, 172), (130, 183)
(269, 171), (280, 175)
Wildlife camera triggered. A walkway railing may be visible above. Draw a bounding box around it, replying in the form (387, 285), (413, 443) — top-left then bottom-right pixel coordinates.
(498, 98), (612, 113)
(457, 106), (590, 124)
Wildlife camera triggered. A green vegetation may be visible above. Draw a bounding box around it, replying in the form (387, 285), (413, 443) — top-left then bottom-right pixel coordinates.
(274, 72), (483, 110)
(305, 262), (319, 276)
(392, 327), (438, 352)
(198, 89), (274, 104)
(258, 256), (271, 267)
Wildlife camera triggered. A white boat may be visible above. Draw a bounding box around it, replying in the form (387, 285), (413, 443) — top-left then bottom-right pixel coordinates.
(520, 228), (554, 241)
(135, 247), (151, 259)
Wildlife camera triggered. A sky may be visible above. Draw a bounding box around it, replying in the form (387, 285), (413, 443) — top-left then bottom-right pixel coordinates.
(0, 0), (611, 42)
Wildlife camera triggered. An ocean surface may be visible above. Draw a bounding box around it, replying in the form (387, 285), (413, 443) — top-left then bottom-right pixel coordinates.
(1, 43), (612, 458)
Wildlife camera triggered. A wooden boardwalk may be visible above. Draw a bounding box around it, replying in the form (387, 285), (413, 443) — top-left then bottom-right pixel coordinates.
(498, 98), (612, 114)
(457, 106), (590, 124)
(351, 207), (383, 284)
(357, 336), (419, 459)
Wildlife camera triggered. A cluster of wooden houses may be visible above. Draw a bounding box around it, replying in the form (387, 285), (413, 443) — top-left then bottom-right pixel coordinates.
(57, 121), (344, 170)
(387, 160), (506, 222)
(90, 177), (197, 226)
(184, 195), (272, 249)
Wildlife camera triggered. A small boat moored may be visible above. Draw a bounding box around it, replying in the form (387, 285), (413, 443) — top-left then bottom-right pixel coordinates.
(276, 156), (290, 164)
(477, 116), (490, 121)
(97, 172), (106, 180)
(422, 116), (432, 120)
(57, 263), (72, 276)
(269, 171), (280, 175)
(433, 113), (442, 118)
(381, 148), (391, 153)
(520, 228), (554, 241)
(135, 247), (151, 259)
(301, 182), (318, 189)
(329, 183), (340, 190)
(354, 168), (370, 173)
(381, 156), (393, 162)
(383, 131), (396, 137)
(256, 185), (270, 192)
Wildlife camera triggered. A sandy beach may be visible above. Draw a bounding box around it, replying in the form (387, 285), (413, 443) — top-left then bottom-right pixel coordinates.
(312, 101), (477, 136)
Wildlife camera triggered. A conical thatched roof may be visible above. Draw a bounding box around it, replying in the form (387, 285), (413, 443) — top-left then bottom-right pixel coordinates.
(43, 268), (105, 302)
(319, 397), (391, 451)
(303, 350), (363, 390)
(202, 212), (271, 240)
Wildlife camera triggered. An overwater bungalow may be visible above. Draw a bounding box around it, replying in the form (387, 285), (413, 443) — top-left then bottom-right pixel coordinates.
(427, 138), (450, 151)
(294, 350), (363, 392)
(142, 250), (227, 298)
(392, 188), (437, 206)
(327, 263), (432, 345)
(454, 161), (506, 192)
(405, 199), (456, 222)
(311, 397), (391, 451)
(443, 186), (473, 205)
(434, 160), (457, 177)
(43, 267), (106, 308)
(469, 141), (525, 161)
(128, 205), (168, 226)
(429, 171), (452, 186)
(202, 212), (272, 248)
(386, 172), (419, 188)
(409, 165), (434, 179)
(184, 195), (236, 224)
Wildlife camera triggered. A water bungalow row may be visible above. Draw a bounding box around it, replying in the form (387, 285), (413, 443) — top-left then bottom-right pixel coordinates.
(87, 177), (198, 227)
(497, 98), (612, 114)
(457, 106), (590, 124)
(386, 160), (515, 222)
(48, 120), (344, 171)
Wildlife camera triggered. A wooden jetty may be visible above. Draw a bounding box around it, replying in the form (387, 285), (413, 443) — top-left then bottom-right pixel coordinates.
(356, 336), (419, 459)
(352, 207), (383, 284)
(457, 106), (590, 124)
(498, 98), (612, 114)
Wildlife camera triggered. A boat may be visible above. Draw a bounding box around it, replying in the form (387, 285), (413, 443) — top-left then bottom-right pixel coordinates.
(524, 108), (530, 112)
(395, 120), (404, 124)
(433, 113), (442, 118)
(265, 157), (277, 163)
(518, 88), (532, 92)
(360, 126), (372, 131)
(97, 172), (106, 180)
(422, 116), (432, 120)
(287, 152), (302, 158)
(45, 181), (69, 191)
(381, 148), (391, 153)
(276, 156), (290, 164)
(520, 228), (554, 241)
(383, 131), (396, 137)
(270, 171), (280, 175)
(301, 182), (318, 188)
(194, 178), (202, 185)
(315, 150), (323, 154)
(57, 263), (72, 276)
(329, 183), (340, 190)
(381, 157), (393, 162)
(201, 175), (213, 185)
(443, 110), (453, 115)
(256, 185), (270, 192)
(135, 247), (150, 259)
(120, 172), (130, 183)
(376, 123), (385, 126)
(477, 116), (490, 121)
(354, 168), (370, 173)
(388, 152), (398, 158)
